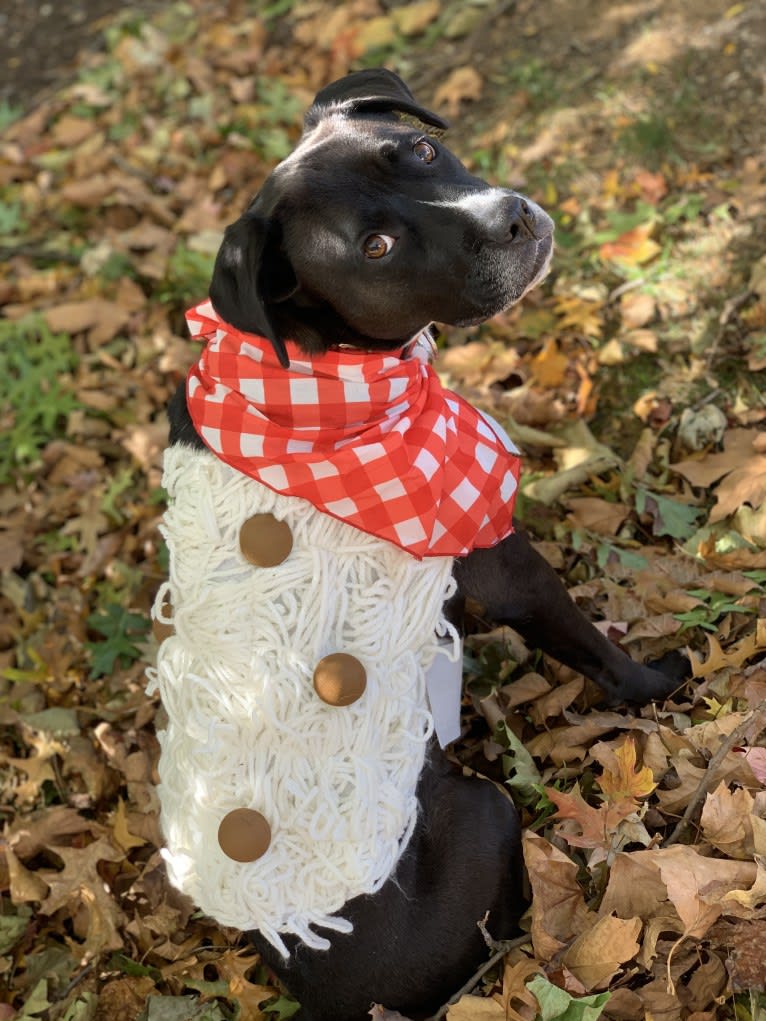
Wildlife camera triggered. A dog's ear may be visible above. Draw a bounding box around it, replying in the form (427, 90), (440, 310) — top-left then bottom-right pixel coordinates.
(209, 211), (297, 368)
(306, 68), (449, 131)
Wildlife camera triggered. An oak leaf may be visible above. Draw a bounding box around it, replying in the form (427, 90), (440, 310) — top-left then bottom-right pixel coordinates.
(112, 798), (147, 852)
(39, 837), (125, 956)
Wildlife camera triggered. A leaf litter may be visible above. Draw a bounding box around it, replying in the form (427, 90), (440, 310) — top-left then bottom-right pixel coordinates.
(0, 0), (766, 1018)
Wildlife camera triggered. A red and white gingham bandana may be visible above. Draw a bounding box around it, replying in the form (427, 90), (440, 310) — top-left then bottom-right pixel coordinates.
(185, 301), (520, 559)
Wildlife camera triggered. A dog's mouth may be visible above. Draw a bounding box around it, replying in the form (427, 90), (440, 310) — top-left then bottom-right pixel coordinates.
(520, 233), (554, 300)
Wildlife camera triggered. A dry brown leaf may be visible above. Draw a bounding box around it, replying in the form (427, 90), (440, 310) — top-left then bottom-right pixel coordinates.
(1, 730), (66, 804)
(112, 797), (148, 852)
(688, 624), (766, 678)
(620, 291), (656, 329)
(499, 671), (551, 709)
(600, 223), (661, 266)
(720, 855), (766, 914)
(433, 67), (483, 117)
(52, 114), (97, 147)
(523, 832), (593, 958)
(215, 948), (275, 1018)
(545, 783), (637, 850)
(700, 782), (766, 859)
(39, 837), (126, 957)
(711, 451), (766, 522)
(566, 497), (630, 536)
(446, 995), (505, 1019)
(736, 746), (766, 784)
(599, 738), (657, 801)
(562, 914), (642, 991)
(502, 954), (542, 1021)
(638, 845), (757, 938)
(530, 338), (569, 387)
(392, 0), (440, 36)
(43, 298), (130, 343)
(671, 427), (764, 489)
(8, 805), (99, 859)
(439, 340), (520, 388)
(528, 677), (583, 725)
(5, 845), (49, 903)
(600, 852), (675, 922)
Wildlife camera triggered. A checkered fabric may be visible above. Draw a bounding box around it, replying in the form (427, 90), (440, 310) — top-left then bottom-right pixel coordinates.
(185, 300), (520, 559)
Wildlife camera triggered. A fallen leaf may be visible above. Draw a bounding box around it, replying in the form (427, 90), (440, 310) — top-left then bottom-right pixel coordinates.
(523, 832), (593, 958)
(638, 845), (757, 938)
(735, 746), (766, 784)
(620, 291), (656, 329)
(535, 336), (571, 383)
(447, 995), (504, 1019)
(392, 0), (440, 36)
(700, 782), (766, 858)
(112, 798), (148, 852)
(545, 783), (637, 851)
(433, 67), (483, 117)
(599, 738), (657, 801)
(562, 914), (642, 991)
(599, 223), (661, 266)
(566, 497), (630, 536)
(688, 624), (766, 678)
(39, 837), (125, 956)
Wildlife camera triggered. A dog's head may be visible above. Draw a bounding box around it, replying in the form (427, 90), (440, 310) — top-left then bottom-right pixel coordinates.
(210, 69), (554, 366)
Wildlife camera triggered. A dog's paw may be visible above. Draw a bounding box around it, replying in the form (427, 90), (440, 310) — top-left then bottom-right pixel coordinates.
(639, 648), (691, 701)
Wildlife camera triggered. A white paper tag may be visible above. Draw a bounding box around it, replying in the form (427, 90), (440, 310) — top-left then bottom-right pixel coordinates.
(425, 638), (464, 748)
(477, 408), (520, 454)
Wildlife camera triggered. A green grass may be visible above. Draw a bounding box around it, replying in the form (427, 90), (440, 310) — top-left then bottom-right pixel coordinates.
(0, 317), (80, 483)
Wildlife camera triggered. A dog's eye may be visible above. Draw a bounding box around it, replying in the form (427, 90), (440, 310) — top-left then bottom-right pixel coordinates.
(363, 234), (396, 259)
(413, 140), (436, 163)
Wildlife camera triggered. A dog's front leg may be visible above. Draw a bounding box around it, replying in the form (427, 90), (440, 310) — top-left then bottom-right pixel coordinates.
(454, 526), (686, 703)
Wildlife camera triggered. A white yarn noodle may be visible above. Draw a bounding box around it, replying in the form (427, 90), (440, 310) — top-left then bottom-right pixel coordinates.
(149, 447), (458, 954)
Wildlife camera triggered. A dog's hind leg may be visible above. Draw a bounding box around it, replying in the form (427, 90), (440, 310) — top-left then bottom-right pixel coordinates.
(454, 526), (687, 704)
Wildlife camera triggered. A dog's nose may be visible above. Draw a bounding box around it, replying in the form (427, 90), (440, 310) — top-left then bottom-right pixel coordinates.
(504, 195), (540, 244)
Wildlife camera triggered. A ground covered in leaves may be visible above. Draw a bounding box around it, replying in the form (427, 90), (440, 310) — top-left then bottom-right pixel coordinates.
(1, 0), (766, 1019)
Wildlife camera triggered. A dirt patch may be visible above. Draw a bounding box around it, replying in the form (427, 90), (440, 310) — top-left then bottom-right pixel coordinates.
(0, 0), (158, 106)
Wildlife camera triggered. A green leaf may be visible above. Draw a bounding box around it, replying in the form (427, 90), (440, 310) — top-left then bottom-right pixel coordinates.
(86, 604), (149, 678)
(595, 542), (648, 571)
(0, 910), (29, 954)
(496, 719), (543, 802)
(140, 996), (229, 1021)
(527, 974), (610, 1021)
(61, 992), (98, 1021)
(635, 487), (703, 540)
(264, 994), (303, 1019)
(0, 316), (80, 482)
(17, 979), (51, 1020)
(108, 952), (162, 981)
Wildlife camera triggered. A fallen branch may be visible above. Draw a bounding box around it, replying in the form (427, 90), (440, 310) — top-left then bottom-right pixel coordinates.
(428, 933), (533, 1020)
(664, 701), (766, 847)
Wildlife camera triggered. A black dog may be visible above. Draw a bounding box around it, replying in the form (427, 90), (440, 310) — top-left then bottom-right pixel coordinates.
(166, 69), (683, 1021)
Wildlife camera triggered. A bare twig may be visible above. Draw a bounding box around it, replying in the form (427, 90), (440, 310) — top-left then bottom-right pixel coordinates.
(664, 702), (766, 847)
(427, 933), (532, 1020)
